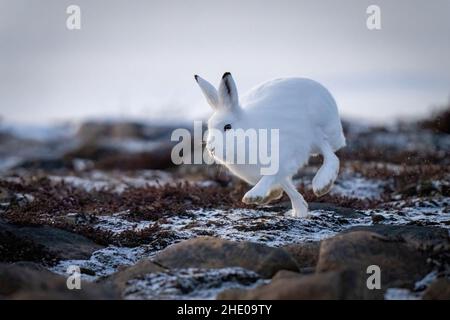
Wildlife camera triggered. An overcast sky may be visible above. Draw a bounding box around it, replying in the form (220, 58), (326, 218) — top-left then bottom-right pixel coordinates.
(0, 0), (449, 124)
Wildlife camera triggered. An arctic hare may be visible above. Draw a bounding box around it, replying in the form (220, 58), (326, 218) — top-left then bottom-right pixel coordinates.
(195, 72), (346, 218)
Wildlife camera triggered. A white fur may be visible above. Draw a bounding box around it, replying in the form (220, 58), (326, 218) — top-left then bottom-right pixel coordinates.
(195, 73), (346, 218)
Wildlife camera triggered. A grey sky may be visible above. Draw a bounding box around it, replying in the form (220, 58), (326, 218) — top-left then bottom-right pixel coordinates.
(0, 0), (449, 124)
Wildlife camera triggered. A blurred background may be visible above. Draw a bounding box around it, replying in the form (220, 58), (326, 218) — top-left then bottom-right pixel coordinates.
(0, 0), (449, 172)
(0, 0), (449, 125)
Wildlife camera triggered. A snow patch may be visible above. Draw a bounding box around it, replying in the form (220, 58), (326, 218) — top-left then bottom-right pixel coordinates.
(50, 175), (120, 193)
(384, 288), (421, 300)
(49, 170), (174, 193)
(50, 246), (150, 281)
(366, 197), (450, 229)
(160, 208), (372, 246)
(94, 215), (153, 234)
(0, 156), (23, 172)
(331, 176), (386, 200)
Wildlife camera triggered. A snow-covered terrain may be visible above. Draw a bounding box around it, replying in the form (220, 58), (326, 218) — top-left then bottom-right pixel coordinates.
(1, 118), (449, 300)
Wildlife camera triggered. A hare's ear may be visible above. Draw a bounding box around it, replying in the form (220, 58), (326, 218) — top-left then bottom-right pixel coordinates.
(195, 75), (219, 109)
(219, 72), (239, 111)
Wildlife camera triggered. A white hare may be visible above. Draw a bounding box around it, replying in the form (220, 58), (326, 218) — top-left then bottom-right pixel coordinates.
(195, 72), (346, 218)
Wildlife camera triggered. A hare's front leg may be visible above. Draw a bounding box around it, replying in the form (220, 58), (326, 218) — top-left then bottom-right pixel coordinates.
(262, 186), (283, 204)
(280, 178), (308, 218)
(242, 176), (277, 205)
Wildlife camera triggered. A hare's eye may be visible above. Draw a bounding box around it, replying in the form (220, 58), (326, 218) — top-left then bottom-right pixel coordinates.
(223, 124), (232, 131)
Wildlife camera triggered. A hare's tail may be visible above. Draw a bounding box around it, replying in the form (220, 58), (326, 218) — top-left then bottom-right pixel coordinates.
(312, 138), (340, 197)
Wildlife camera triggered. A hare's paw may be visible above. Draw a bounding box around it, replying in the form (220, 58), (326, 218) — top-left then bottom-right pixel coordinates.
(312, 175), (335, 197)
(242, 188), (268, 205)
(312, 160), (339, 197)
(288, 209), (309, 218)
(262, 188), (283, 204)
(289, 196), (309, 218)
(288, 205), (309, 218)
(313, 144), (340, 197)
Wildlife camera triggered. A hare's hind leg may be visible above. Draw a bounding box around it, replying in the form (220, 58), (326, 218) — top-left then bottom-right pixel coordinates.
(280, 178), (308, 218)
(312, 138), (340, 197)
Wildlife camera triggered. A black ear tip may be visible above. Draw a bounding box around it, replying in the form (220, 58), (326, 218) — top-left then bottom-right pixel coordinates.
(194, 74), (199, 82)
(222, 72), (231, 79)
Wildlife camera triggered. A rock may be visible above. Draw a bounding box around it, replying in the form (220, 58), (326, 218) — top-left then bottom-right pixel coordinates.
(153, 237), (298, 278)
(0, 220), (103, 260)
(283, 241), (320, 269)
(64, 212), (97, 226)
(110, 123), (146, 140)
(423, 278), (450, 300)
(218, 269), (359, 300)
(95, 144), (174, 170)
(70, 120), (186, 169)
(0, 190), (35, 208)
(10, 261), (50, 272)
(316, 231), (430, 293)
(104, 259), (166, 294)
(298, 267), (315, 274)
(371, 214), (385, 224)
(76, 121), (187, 142)
(63, 144), (115, 162)
(399, 181), (443, 197)
(0, 229), (56, 264)
(64, 142), (175, 170)
(271, 270), (305, 281)
(15, 158), (70, 170)
(76, 121), (146, 141)
(123, 267), (261, 300)
(345, 225), (450, 252)
(0, 263), (118, 299)
(0, 187), (13, 202)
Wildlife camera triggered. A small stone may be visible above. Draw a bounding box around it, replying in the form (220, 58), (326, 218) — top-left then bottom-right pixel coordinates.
(282, 241), (321, 269)
(0, 262), (118, 299)
(423, 278), (450, 300)
(153, 237), (298, 278)
(218, 269), (359, 300)
(316, 230), (430, 296)
(371, 214), (385, 224)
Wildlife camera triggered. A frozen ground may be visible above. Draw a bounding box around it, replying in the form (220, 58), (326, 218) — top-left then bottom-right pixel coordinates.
(47, 194), (449, 284)
(1, 117), (449, 299)
(49, 208), (371, 281)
